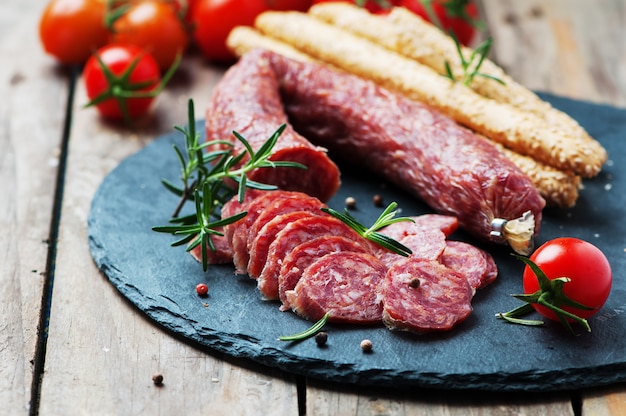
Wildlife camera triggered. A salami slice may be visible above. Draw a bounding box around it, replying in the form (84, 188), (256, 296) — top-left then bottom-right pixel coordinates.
(227, 192), (277, 274)
(440, 241), (498, 290)
(270, 50), (545, 249)
(247, 211), (321, 279)
(189, 230), (232, 265)
(286, 251), (387, 324)
(379, 214), (459, 240)
(246, 192), (326, 255)
(377, 229), (447, 268)
(258, 215), (361, 300)
(221, 189), (266, 270)
(205, 50), (341, 202)
(278, 235), (370, 310)
(381, 258), (473, 333)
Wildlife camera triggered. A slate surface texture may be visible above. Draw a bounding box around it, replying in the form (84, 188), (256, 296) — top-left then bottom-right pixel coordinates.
(88, 94), (626, 392)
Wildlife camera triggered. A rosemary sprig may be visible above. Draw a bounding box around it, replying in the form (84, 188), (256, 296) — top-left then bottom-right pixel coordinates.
(278, 312), (331, 342)
(444, 36), (505, 87)
(322, 202), (414, 257)
(153, 99), (307, 270)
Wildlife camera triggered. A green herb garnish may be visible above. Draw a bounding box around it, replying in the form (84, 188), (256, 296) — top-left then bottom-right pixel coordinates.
(444, 36), (505, 87)
(153, 99), (306, 270)
(322, 202), (413, 257)
(279, 312), (331, 342)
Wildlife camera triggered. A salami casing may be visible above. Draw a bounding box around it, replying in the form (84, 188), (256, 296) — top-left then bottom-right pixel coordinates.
(205, 50), (341, 203)
(267, 50), (546, 250)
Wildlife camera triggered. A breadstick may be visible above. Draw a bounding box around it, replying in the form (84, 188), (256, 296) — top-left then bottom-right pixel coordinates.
(310, 3), (593, 145)
(226, 26), (313, 63)
(227, 25), (581, 208)
(254, 10), (607, 178)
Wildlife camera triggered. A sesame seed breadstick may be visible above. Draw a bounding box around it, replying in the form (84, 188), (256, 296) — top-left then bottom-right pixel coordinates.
(226, 26), (314, 63)
(309, 3), (594, 144)
(254, 10), (606, 178)
(226, 24), (581, 208)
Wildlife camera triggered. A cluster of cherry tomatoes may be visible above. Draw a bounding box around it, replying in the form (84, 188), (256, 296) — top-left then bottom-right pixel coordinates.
(38, 0), (480, 122)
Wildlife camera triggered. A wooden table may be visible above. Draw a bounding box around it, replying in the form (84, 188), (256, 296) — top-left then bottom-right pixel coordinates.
(2, 0), (625, 414)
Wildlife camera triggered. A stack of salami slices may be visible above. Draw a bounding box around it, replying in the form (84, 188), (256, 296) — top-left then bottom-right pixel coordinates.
(191, 190), (498, 334)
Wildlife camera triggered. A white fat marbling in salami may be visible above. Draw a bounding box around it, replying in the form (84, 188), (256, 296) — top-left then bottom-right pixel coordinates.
(286, 251), (387, 324)
(381, 258), (474, 333)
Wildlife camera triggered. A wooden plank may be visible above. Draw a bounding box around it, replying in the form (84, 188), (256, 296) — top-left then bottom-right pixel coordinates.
(306, 381), (574, 416)
(481, 0), (625, 107)
(38, 51), (299, 414)
(0, 0), (68, 414)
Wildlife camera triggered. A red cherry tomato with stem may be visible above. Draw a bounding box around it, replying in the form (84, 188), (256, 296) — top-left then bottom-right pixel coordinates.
(523, 238), (612, 322)
(83, 44), (179, 124)
(39, 0), (110, 64)
(499, 238), (612, 334)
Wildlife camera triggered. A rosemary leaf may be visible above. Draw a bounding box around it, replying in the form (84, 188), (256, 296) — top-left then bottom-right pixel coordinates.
(278, 312), (331, 341)
(322, 203), (413, 257)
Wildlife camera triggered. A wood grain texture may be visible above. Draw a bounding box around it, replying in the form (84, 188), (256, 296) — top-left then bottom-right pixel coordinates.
(3, 0), (625, 414)
(37, 52), (299, 415)
(0, 0), (66, 414)
(481, 0), (626, 107)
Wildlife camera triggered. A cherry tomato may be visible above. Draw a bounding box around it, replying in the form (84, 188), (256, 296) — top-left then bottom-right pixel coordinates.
(523, 238), (612, 321)
(83, 44), (162, 121)
(39, 0), (110, 64)
(110, 0), (189, 70)
(264, 0), (313, 11)
(192, 0), (268, 62)
(397, 0), (479, 45)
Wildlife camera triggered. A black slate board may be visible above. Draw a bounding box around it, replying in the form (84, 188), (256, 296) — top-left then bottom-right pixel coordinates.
(88, 93), (626, 392)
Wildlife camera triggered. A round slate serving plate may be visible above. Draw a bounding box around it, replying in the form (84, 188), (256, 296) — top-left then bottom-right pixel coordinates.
(88, 93), (626, 392)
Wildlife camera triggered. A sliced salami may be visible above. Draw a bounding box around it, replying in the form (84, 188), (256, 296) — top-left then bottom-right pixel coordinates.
(226, 190), (278, 274)
(379, 214), (459, 240)
(440, 241), (498, 290)
(278, 235), (371, 310)
(286, 251), (387, 324)
(258, 215), (361, 300)
(377, 228), (447, 268)
(381, 258), (473, 333)
(189, 230), (232, 265)
(246, 192), (326, 255)
(247, 211), (321, 279)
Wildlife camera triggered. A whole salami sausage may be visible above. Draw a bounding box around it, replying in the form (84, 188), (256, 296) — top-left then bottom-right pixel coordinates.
(266, 50), (546, 253)
(205, 50), (341, 203)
